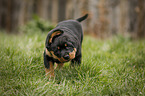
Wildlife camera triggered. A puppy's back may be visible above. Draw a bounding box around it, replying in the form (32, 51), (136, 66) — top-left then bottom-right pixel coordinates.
(57, 20), (83, 42)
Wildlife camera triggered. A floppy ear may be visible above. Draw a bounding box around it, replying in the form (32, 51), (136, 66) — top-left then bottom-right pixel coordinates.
(49, 31), (63, 44)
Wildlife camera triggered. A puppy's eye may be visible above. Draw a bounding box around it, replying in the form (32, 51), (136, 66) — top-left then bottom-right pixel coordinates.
(57, 47), (60, 50)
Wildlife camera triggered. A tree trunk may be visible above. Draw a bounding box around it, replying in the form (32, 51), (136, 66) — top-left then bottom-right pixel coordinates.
(58, 0), (66, 22)
(136, 0), (145, 38)
(51, 0), (58, 24)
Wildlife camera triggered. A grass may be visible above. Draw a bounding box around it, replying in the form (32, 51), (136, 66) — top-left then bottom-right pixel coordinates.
(0, 32), (145, 96)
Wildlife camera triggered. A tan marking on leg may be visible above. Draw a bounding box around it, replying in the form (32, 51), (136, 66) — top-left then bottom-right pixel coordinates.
(45, 61), (54, 78)
(59, 63), (64, 68)
(55, 63), (64, 69)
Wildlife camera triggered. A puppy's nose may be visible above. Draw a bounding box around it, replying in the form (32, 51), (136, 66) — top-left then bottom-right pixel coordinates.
(64, 54), (69, 60)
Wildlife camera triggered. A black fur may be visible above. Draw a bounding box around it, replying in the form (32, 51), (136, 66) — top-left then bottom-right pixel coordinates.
(76, 14), (88, 22)
(44, 14), (88, 69)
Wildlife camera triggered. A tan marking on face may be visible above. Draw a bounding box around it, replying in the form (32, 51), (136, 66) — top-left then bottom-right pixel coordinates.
(55, 63), (64, 69)
(50, 51), (67, 63)
(69, 48), (77, 60)
(57, 47), (60, 50)
(50, 51), (60, 60)
(45, 48), (52, 57)
(45, 61), (54, 78)
(49, 31), (62, 43)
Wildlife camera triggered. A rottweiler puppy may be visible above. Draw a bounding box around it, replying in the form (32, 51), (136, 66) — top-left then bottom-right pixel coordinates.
(44, 14), (88, 78)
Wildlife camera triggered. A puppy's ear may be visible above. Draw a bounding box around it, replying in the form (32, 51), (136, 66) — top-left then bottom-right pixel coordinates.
(49, 31), (63, 44)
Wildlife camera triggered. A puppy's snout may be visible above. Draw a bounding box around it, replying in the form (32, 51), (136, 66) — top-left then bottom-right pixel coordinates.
(64, 54), (69, 60)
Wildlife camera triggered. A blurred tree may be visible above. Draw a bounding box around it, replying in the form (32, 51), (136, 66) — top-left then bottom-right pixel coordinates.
(58, 0), (66, 22)
(128, 0), (145, 38)
(136, 0), (145, 38)
(0, 0), (144, 38)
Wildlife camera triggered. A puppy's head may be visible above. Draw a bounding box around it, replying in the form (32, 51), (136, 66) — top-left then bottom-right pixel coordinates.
(46, 31), (77, 63)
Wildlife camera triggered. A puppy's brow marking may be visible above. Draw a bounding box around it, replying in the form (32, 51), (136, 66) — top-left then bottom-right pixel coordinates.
(65, 44), (67, 47)
(57, 47), (60, 49)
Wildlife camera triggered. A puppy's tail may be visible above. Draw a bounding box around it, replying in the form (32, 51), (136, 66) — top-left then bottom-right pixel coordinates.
(76, 14), (88, 22)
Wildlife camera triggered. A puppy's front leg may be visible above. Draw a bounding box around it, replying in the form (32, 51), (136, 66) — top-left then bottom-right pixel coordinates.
(45, 61), (54, 78)
(55, 63), (64, 69)
(44, 51), (54, 78)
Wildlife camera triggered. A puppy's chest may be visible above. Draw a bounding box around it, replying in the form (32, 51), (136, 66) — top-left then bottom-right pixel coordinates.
(53, 57), (70, 63)
(53, 59), (61, 63)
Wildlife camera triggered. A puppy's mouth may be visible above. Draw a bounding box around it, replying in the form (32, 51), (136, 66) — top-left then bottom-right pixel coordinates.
(46, 48), (77, 63)
(63, 48), (76, 61)
(60, 48), (77, 62)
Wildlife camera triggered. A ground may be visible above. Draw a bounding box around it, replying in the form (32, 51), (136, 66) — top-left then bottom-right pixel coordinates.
(0, 32), (145, 96)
